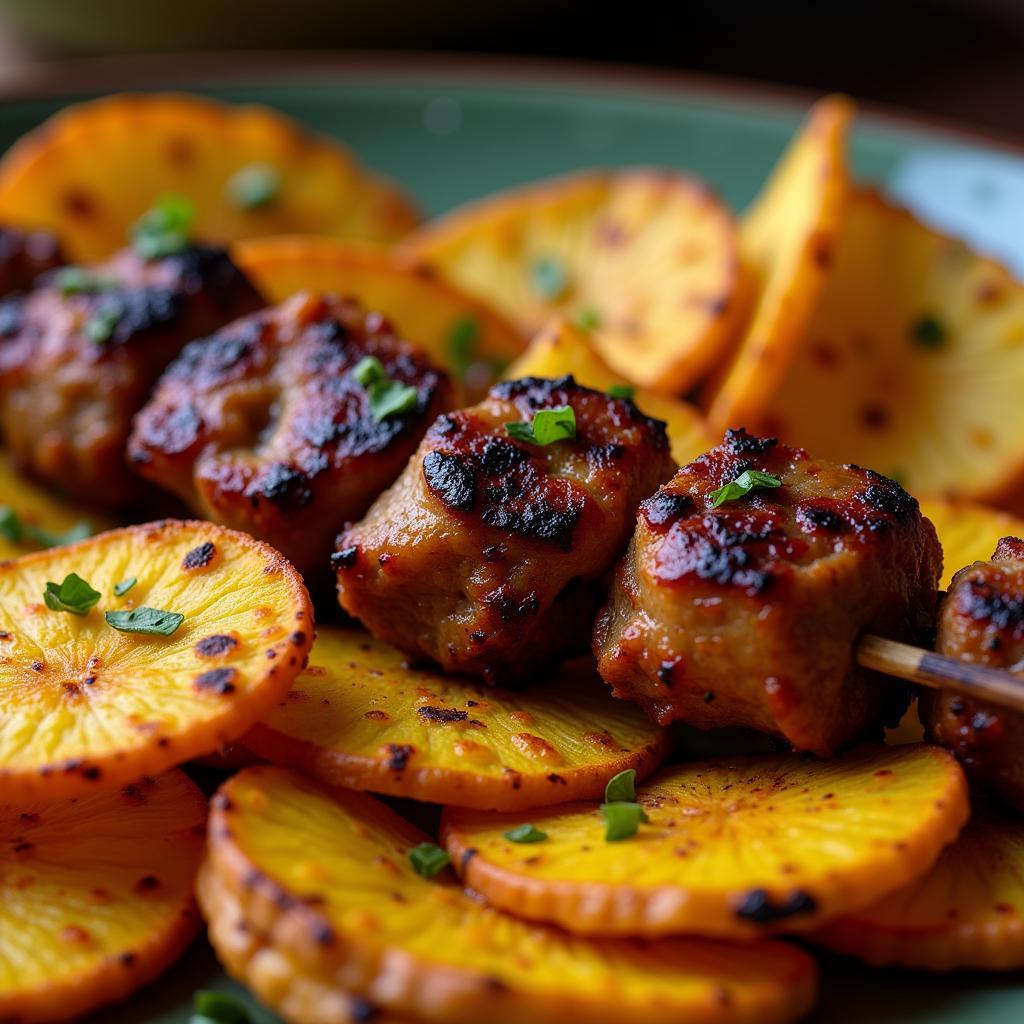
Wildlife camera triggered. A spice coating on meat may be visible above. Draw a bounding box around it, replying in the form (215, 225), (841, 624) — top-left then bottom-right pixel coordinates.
(594, 429), (942, 755)
(0, 225), (63, 296)
(921, 537), (1024, 810)
(335, 375), (676, 685)
(0, 243), (262, 507)
(130, 292), (454, 580)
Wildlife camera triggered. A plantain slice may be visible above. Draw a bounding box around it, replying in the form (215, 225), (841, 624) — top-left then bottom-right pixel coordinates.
(201, 766), (819, 1024)
(234, 236), (525, 399)
(505, 317), (714, 466)
(0, 770), (205, 1023)
(0, 520), (313, 800)
(243, 626), (670, 811)
(920, 497), (1024, 588)
(403, 170), (747, 393)
(0, 93), (420, 262)
(442, 745), (969, 940)
(706, 95), (853, 431)
(814, 804), (1024, 970)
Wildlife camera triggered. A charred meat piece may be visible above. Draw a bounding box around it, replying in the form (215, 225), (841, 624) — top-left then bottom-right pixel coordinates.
(130, 292), (454, 579)
(593, 429), (942, 755)
(335, 375), (676, 685)
(0, 244), (262, 507)
(0, 225), (63, 295)
(921, 537), (1024, 810)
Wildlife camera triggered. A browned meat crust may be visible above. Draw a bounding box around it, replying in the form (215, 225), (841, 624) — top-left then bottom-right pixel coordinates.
(130, 292), (454, 580)
(0, 244), (262, 507)
(335, 375), (677, 684)
(594, 429), (942, 755)
(0, 225), (63, 296)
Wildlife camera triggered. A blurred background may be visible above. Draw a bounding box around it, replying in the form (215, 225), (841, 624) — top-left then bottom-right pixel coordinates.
(0, 0), (1022, 136)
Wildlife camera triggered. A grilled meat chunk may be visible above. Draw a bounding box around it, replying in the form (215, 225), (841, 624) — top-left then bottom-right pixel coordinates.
(594, 429), (942, 755)
(130, 292), (454, 579)
(335, 375), (676, 684)
(0, 243), (262, 507)
(0, 225), (63, 295)
(921, 537), (1024, 810)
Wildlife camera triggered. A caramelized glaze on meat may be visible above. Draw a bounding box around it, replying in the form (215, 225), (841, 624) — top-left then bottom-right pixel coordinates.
(335, 375), (676, 684)
(0, 226), (63, 296)
(594, 429), (942, 755)
(922, 537), (1024, 810)
(0, 244), (262, 507)
(130, 292), (454, 579)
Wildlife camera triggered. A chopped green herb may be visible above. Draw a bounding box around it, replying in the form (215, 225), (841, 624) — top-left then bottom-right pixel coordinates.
(601, 802), (648, 842)
(604, 768), (638, 803)
(51, 267), (118, 296)
(227, 163), (281, 210)
(608, 384), (635, 401)
(113, 576), (138, 597)
(84, 300), (125, 344)
(447, 315), (481, 380)
(575, 306), (601, 330)
(43, 573), (101, 616)
(353, 355), (386, 387)
(504, 823), (548, 844)
(131, 195), (194, 260)
(105, 606), (184, 637)
(409, 842), (450, 879)
(505, 406), (576, 446)
(0, 507), (91, 548)
(530, 257), (569, 300)
(911, 314), (946, 349)
(190, 989), (251, 1024)
(351, 356), (419, 421)
(710, 469), (782, 508)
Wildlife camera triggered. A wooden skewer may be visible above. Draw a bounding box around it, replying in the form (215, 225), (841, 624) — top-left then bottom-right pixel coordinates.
(857, 634), (1024, 715)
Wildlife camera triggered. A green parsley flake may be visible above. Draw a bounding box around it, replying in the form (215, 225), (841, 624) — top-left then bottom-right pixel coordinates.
(530, 257), (569, 300)
(504, 823), (548, 844)
(84, 300), (125, 344)
(709, 469), (782, 508)
(351, 356), (418, 421)
(190, 989), (252, 1024)
(105, 606), (184, 637)
(602, 802), (648, 842)
(505, 406), (576, 446)
(409, 842), (450, 879)
(131, 195), (194, 260)
(447, 315), (481, 380)
(227, 163), (281, 210)
(51, 267), (118, 296)
(0, 507), (91, 548)
(607, 384), (635, 401)
(575, 306), (601, 330)
(43, 573), (101, 616)
(113, 576), (138, 597)
(604, 768), (638, 803)
(911, 314), (947, 349)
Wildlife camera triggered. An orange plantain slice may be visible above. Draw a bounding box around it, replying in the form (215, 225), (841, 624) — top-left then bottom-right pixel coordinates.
(403, 169), (747, 393)
(920, 497), (1024, 588)
(201, 766), (818, 1024)
(0, 770), (205, 1023)
(0, 520), (313, 800)
(706, 95), (853, 431)
(243, 626), (670, 811)
(234, 236), (525, 399)
(506, 317), (715, 466)
(0, 93), (419, 262)
(814, 804), (1024, 970)
(442, 745), (968, 940)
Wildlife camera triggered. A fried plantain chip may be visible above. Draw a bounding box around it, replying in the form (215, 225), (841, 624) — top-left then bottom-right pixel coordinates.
(0, 520), (312, 800)
(922, 501), (1024, 589)
(814, 804), (1024, 970)
(201, 766), (818, 1024)
(506, 317), (714, 465)
(403, 170), (747, 393)
(442, 745), (968, 940)
(234, 236), (525, 399)
(706, 95), (854, 430)
(243, 626), (669, 811)
(0, 770), (204, 1022)
(0, 93), (420, 262)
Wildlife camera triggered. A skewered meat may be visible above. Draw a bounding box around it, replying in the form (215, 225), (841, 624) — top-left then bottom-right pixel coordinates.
(593, 429), (942, 755)
(0, 244), (262, 507)
(335, 375), (677, 684)
(921, 537), (1024, 810)
(129, 292), (454, 580)
(0, 225), (63, 295)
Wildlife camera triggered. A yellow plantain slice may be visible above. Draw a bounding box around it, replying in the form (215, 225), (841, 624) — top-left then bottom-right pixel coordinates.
(233, 236), (525, 399)
(920, 497), (1024, 588)
(243, 626), (670, 811)
(706, 95), (854, 431)
(0, 520), (313, 800)
(403, 170), (747, 393)
(505, 317), (714, 466)
(814, 804), (1024, 970)
(0, 770), (205, 1023)
(201, 766), (819, 1024)
(0, 93), (420, 262)
(442, 745), (968, 940)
